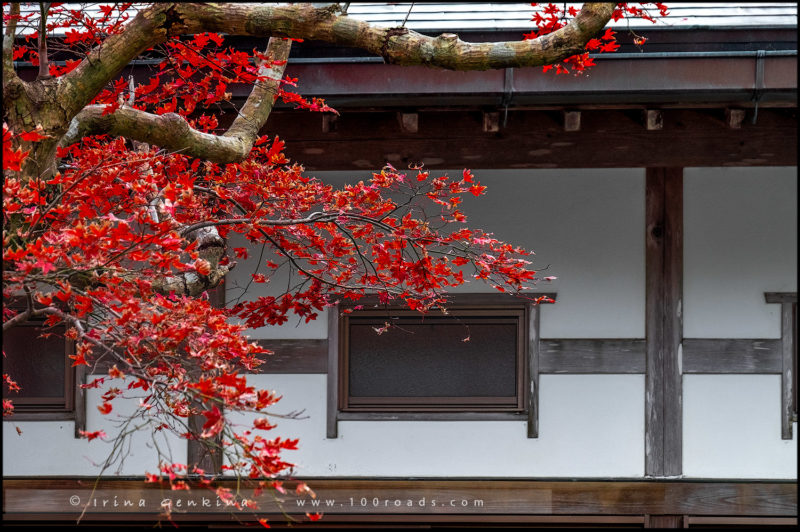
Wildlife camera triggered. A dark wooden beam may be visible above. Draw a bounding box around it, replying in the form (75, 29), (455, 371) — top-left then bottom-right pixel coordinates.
(645, 168), (683, 478)
(262, 108), (797, 170)
(227, 337), (784, 376)
(255, 339), (327, 373)
(539, 339), (646, 373)
(4, 479), (796, 520)
(683, 339), (782, 373)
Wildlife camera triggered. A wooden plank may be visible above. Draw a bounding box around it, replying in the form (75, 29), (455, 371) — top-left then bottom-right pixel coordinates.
(254, 339), (327, 373)
(682, 339), (782, 373)
(780, 302), (794, 439)
(3, 479), (796, 519)
(539, 339), (646, 374)
(327, 305), (339, 439)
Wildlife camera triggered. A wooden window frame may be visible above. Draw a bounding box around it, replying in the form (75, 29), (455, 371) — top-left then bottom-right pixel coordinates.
(2, 316), (86, 433)
(327, 293), (555, 439)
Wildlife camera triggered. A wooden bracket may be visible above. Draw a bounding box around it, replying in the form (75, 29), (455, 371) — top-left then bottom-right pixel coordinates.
(645, 109), (663, 130)
(322, 114), (338, 133)
(398, 112), (418, 133)
(483, 111), (500, 133)
(563, 110), (581, 132)
(726, 108), (746, 129)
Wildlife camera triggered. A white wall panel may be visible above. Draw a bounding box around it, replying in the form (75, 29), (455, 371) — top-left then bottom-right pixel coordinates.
(683, 375), (797, 478)
(228, 374), (644, 478)
(684, 167), (797, 338)
(2, 374), (186, 476)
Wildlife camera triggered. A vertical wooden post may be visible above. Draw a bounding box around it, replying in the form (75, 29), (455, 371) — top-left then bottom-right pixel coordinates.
(765, 293), (797, 439)
(327, 304), (340, 438)
(527, 303), (540, 438)
(780, 302), (794, 439)
(645, 168), (683, 477)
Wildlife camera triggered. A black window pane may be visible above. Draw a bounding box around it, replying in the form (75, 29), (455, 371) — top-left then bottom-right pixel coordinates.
(348, 318), (517, 398)
(2, 325), (66, 400)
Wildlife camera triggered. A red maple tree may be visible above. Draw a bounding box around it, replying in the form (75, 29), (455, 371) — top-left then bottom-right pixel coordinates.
(3, 2), (666, 522)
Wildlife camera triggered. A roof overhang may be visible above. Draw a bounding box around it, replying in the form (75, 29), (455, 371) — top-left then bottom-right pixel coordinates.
(263, 51), (796, 109)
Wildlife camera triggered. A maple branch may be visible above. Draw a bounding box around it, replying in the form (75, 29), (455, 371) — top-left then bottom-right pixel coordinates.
(52, 2), (612, 162)
(174, 2), (615, 70)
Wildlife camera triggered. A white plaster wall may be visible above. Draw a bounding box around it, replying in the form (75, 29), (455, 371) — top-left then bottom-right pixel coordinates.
(2, 374), (186, 476)
(683, 375), (797, 478)
(683, 166), (797, 338)
(227, 373), (645, 478)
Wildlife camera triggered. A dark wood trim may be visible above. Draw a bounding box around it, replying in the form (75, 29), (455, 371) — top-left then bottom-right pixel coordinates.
(3, 479), (796, 521)
(539, 339), (646, 374)
(645, 167), (684, 478)
(138, 336), (787, 376)
(255, 339), (328, 373)
(682, 339), (782, 374)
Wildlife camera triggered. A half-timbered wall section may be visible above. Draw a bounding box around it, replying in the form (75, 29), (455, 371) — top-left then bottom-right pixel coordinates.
(3, 2), (797, 527)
